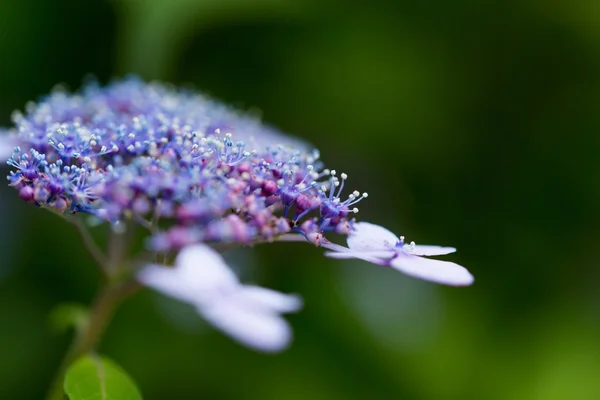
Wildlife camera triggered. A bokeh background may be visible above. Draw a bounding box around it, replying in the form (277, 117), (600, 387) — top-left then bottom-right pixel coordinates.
(1, 0), (600, 399)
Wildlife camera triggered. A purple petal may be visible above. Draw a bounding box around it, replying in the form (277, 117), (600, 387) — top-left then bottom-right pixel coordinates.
(347, 222), (399, 251)
(390, 254), (474, 286)
(411, 245), (456, 256)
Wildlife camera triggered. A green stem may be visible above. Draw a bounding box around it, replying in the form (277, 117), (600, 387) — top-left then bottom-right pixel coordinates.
(72, 218), (108, 269)
(45, 281), (142, 400)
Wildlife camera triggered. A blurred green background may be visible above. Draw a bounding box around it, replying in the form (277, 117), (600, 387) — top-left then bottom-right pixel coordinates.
(2, 0), (600, 399)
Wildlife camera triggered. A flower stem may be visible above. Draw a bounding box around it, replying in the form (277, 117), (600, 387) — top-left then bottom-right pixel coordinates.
(72, 218), (108, 269)
(45, 281), (141, 400)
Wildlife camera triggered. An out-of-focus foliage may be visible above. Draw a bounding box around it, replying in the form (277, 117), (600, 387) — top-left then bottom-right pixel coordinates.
(1, 0), (600, 399)
(64, 355), (142, 400)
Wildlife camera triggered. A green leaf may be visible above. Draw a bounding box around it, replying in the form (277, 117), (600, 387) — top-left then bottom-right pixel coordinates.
(64, 354), (143, 400)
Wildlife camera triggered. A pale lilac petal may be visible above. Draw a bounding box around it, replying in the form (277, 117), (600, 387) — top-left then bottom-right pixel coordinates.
(411, 245), (456, 256)
(174, 244), (239, 291)
(390, 254), (474, 286)
(347, 222), (399, 251)
(137, 263), (203, 304)
(0, 131), (17, 162)
(324, 250), (393, 265)
(137, 244), (238, 304)
(237, 286), (303, 313)
(320, 241), (352, 253)
(139, 244), (300, 352)
(200, 298), (293, 353)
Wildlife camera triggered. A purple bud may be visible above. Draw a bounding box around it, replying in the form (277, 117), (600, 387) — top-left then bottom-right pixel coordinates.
(320, 202), (340, 219)
(19, 186), (35, 202)
(280, 190), (296, 206)
(48, 180), (64, 195)
(335, 219), (352, 235)
(237, 162), (251, 173)
(271, 169), (282, 179)
(132, 197), (151, 215)
(249, 177), (264, 191)
(176, 202), (209, 223)
(34, 186), (50, 203)
(265, 195), (279, 207)
(275, 217), (291, 233)
(262, 180), (278, 196)
(295, 194), (313, 212)
(23, 168), (39, 181)
(306, 231), (324, 246)
(52, 197), (69, 213)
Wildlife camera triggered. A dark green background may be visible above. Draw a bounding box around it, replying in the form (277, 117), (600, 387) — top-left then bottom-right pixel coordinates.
(1, 0), (599, 399)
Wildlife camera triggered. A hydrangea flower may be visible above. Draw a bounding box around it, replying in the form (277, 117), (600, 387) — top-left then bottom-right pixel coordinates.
(3, 77), (472, 353)
(323, 222), (474, 286)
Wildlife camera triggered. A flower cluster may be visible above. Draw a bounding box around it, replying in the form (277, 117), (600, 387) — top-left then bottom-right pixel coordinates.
(5, 78), (361, 245)
(2, 78), (473, 352)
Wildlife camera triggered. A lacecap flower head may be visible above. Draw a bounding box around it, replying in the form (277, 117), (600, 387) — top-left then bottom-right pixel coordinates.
(2, 77), (473, 352)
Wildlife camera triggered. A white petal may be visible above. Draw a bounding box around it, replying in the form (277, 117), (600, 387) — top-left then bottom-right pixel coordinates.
(137, 244), (239, 304)
(320, 241), (352, 253)
(200, 298), (293, 353)
(411, 245), (456, 256)
(138, 244), (300, 352)
(325, 250), (393, 265)
(0, 131), (17, 162)
(174, 244), (239, 291)
(390, 254), (474, 286)
(237, 286), (303, 313)
(347, 222), (399, 251)
(137, 263), (203, 304)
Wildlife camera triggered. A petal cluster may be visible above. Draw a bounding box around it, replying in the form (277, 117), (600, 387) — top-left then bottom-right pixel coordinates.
(138, 244), (302, 352)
